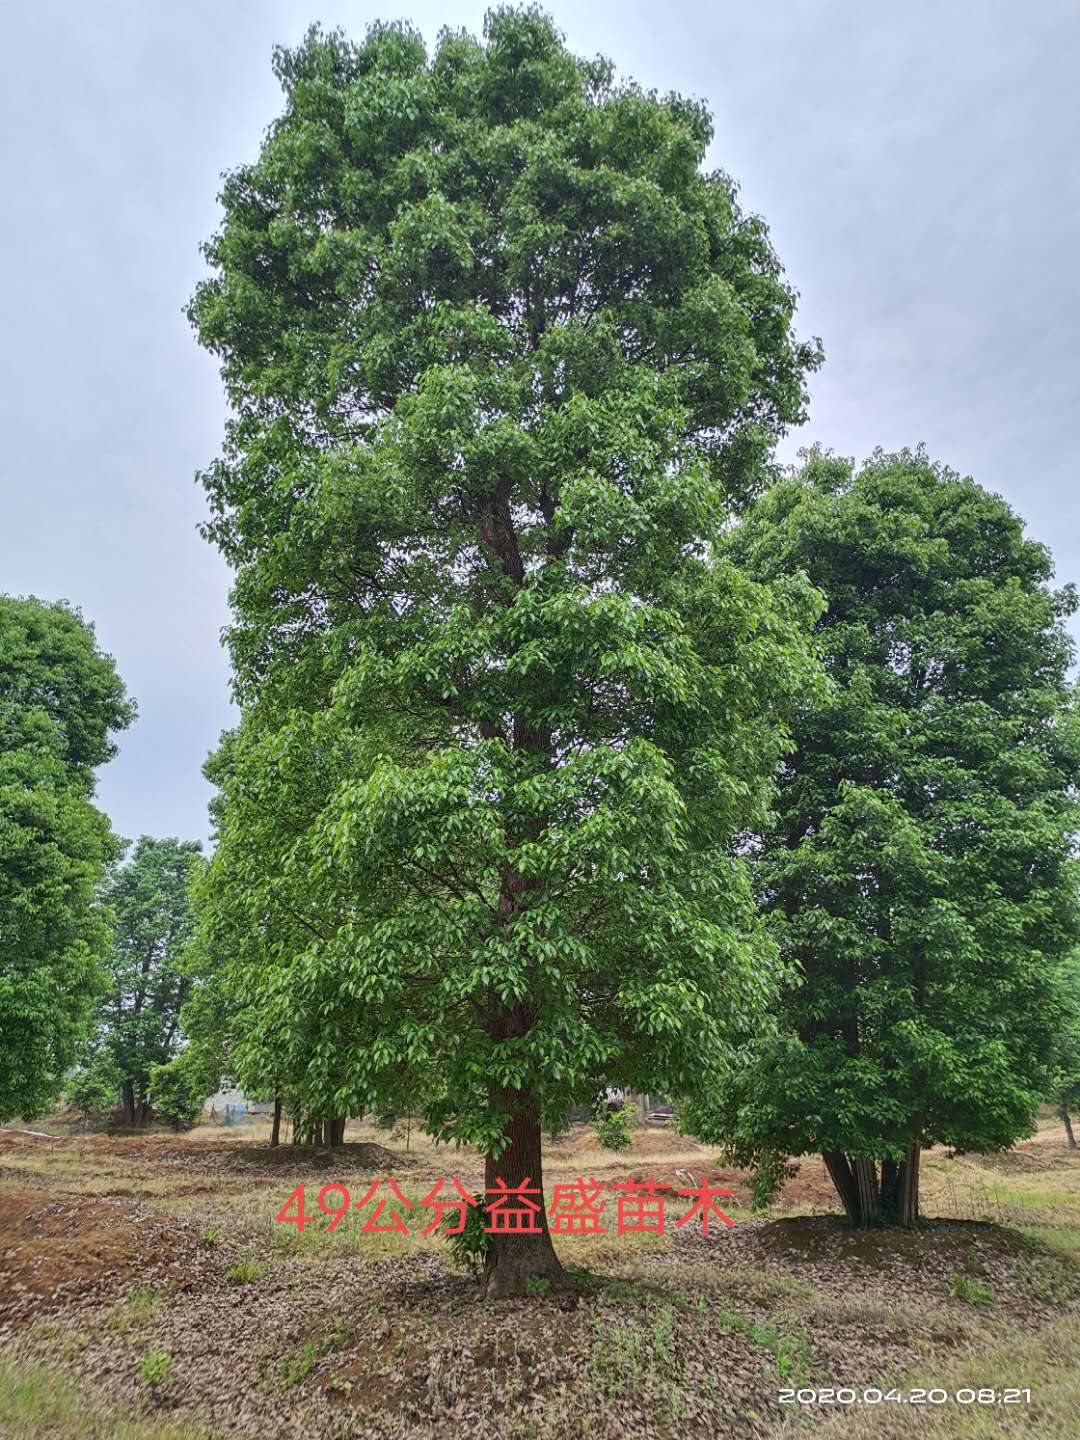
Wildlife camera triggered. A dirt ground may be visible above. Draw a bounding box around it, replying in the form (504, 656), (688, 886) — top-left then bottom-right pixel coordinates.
(1, 1118), (1078, 1439)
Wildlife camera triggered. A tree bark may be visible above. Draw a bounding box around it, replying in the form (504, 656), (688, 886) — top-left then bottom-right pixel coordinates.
(1061, 1105), (1077, 1150)
(823, 1149), (860, 1224)
(853, 1158), (880, 1226)
(482, 1092), (564, 1299)
(270, 1097), (282, 1148)
(121, 1078), (137, 1128)
(329, 1115), (346, 1147)
(897, 1143), (921, 1223)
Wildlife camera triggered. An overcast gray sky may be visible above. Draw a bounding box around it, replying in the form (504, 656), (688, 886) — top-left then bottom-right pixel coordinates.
(2, 0), (1078, 848)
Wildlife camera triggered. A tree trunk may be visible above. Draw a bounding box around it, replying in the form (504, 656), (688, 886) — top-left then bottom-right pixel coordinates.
(312, 1119), (326, 1148)
(897, 1142), (920, 1223)
(329, 1115), (346, 1147)
(270, 1097), (282, 1148)
(823, 1149), (861, 1224)
(121, 1078), (137, 1128)
(853, 1158), (880, 1226)
(482, 1093), (564, 1299)
(1061, 1105), (1077, 1150)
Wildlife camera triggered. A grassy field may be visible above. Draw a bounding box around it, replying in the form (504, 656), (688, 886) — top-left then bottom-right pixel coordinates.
(1, 1116), (1078, 1438)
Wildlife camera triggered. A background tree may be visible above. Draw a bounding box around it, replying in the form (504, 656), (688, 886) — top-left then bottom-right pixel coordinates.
(99, 836), (203, 1126)
(0, 594), (133, 1119)
(1050, 952), (1080, 1148)
(685, 449), (1080, 1224)
(189, 10), (822, 1294)
(67, 1048), (123, 1128)
(148, 1044), (216, 1132)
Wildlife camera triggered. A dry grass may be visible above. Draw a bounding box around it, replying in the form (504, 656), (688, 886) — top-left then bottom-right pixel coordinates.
(1, 1118), (1078, 1439)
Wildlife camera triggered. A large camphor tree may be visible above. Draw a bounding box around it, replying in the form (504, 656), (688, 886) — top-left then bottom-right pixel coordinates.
(189, 9), (822, 1294)
(685, 449), (1080, 1225)
(0, 595), (133, 1119)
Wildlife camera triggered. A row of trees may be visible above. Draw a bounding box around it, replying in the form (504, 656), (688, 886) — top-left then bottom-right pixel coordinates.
(0, 596), (204, 1129)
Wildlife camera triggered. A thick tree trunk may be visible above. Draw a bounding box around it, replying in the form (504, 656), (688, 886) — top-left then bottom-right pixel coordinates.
(823, 1149), (860, 1224)
(121, 1078), (137, 1128)
(825, 1147), (920, 1226)
(853, 1158), (880, 1225)
(482, 1093), (564, 1299)
(270, 1097), (282, 1148)
(898, 1143), (921, 1223)
(329, 1115), (346, 1147)
(1061, 1106), (1077, 1150)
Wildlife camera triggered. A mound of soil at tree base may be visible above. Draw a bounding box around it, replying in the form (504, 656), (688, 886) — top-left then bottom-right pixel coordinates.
(0, 1189), (210, 1333)
(599, 1158), (841, 1213)
(68, 1134), (417, 1178)
(669, 1213), (1078, 1331)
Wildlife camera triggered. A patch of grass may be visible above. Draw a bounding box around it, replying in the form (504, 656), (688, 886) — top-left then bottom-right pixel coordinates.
(0, 1358), (216, 1439)
(946, 1272), (995, 1307)
(839, 1314), (1080, 1439)
(226, 1254), (269, 1285)
(136, 1350), (174, 1389)
(715, 1309), (811, 1382)
(589, 1314), (647, 1398)
(588, 1303), (684, 1405)
(105, 1285), (164, 1336)
(200, 1226), (223, 1248)
(277, 1318), (351, 1390)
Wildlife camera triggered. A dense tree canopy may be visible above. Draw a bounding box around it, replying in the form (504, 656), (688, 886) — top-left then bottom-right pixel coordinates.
(98, 836), (204, 1126)
(189, 9), (822, 1292)
(0, 595), (133, 1119)
(685, 449), (1080, 1224)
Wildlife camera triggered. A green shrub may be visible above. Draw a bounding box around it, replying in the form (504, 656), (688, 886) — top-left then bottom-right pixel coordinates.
(593, 1100), (635, 1152)
(445, 1193), (493, 1280)
(67, 1052), (122, 1122)
(148, 1047), (213, 1131)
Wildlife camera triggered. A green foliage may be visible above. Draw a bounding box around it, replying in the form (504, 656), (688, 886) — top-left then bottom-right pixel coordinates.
(148, 1044), (215, 1131)
(1049, 952), (1080, 1119)
(99, 837), (204, 1123)
(67, 1049), (122, 1120)
(187, 9), (822, 1166)
(684, 448), (1080, 1217)
(0, 595), (133, 1120)
(136, 1350), (174, 1389)
(445, 1192), (494, 1280)
(593, 1100), (635, 1152)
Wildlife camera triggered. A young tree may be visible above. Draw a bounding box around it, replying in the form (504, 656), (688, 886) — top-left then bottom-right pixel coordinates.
(189, 11), (822, 1293)
(0, 595), (133, 1119)
(686, 449), (1080, 1224)
(99, 837), (203, 1126)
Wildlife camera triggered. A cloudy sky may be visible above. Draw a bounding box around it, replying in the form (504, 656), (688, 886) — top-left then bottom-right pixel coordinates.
(2, 0), (1078, 848)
